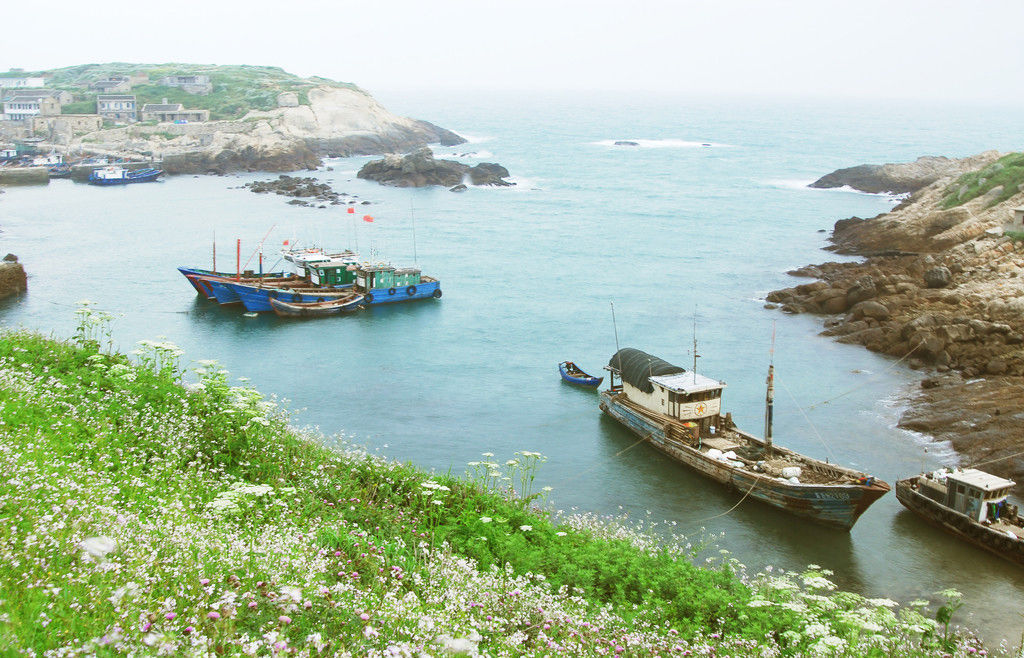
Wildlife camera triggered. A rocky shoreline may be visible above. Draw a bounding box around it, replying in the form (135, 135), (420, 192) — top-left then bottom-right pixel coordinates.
(771, 153), (1024, 492)
(357, 147), (513, 189)
(242, 175), (373, 208)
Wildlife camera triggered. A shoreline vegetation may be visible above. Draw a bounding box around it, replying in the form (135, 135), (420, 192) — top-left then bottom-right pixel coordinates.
(0, 308), (998, 656)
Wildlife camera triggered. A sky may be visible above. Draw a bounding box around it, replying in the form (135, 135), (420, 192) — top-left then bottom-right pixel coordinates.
(3, 0), (1024, 102)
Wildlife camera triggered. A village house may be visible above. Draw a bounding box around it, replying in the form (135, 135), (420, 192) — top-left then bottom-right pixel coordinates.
(1007, 207), (1024, 234)
(1, 88), (74, 106)
(0, 76), (47, 89)
(158, 74), (213, 95)
(96, 94), (137, 122)
(91, 75), (131, 94)
(139, 99), (209, 123)
(1, 95), (61, 122)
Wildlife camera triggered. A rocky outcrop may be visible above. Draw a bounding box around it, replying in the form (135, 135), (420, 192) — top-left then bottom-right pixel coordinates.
(357, 147), (513, 188)
(772, 153), (1024, 492)
(243, 174), (358, 207)
(60, 87), (466, 175)
(809, 152), (1003, 195)
(0, 255), (27, 301)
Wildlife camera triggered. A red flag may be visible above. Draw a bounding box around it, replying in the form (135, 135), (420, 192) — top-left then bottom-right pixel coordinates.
(363, 215), (374, 223)
(282, 239), (289, 245)
(347, 207), (355, 214)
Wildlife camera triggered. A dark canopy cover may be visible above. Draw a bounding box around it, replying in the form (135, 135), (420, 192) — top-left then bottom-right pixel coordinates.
(608, 348), (686, 393)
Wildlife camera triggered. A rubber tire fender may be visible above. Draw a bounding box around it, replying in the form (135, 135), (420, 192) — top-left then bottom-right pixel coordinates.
(388, 288), (396, 296)
(406, 285), (416, 296)
(432, 288), (442, 299)
(364, 293), (374, 303)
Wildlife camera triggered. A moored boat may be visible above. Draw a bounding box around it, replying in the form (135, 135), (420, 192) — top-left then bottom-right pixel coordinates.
(559, 361), (604, 387)
(269, 292), (364, 318)
(599, 348), (889, 530)
(896, 469), (1023, 566)
(88, 165), (163, 185)
(48, 163), (73, 178)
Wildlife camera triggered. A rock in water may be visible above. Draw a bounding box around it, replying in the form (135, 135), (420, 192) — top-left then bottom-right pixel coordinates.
(0, 258), (27, 300)
(357, 148), (513, 188)
(614, 141), (639, 146)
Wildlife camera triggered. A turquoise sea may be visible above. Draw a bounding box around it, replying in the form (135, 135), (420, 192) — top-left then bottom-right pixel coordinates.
(2, 91), (1022, 643)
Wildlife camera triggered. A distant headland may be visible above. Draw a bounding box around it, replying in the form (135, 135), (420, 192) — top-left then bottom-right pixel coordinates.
(0, 63), (465, 174)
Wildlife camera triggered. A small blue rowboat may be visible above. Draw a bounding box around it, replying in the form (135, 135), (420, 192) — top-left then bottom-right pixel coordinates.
(559, 361), (603, 387)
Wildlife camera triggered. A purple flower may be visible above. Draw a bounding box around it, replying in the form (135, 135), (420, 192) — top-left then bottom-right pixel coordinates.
(359, 612), (370, 621)
(165, 612), (176, 621)
(248, 601), (258, 609)
(183, 626), (194, 635)
(141, 621), (152, 632)
(199, 578), (210, 586)
(278, 615), (292, 624)
(207, 611), (221, 620)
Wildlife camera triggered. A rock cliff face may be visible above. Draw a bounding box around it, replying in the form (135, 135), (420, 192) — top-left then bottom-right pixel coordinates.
(809, 152), (1003, 195)
(71, 87), (466, 174)
(357, 147), (513, 188)
(771, 154), (1024, 491)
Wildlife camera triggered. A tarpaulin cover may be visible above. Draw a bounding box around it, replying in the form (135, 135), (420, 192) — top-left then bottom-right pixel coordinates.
(608, 348), (686, 394)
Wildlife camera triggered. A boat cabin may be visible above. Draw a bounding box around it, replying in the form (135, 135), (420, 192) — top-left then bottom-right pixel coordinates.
(307, 258), (360, 287)
(356, 264), (421, 291)
(944, 469), (1016, 523)
(606, 348), (726, 436)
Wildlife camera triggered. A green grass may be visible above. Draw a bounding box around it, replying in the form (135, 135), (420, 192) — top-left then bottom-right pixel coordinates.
(0, 313), (986, 656)
(941, 152), (1024, 209)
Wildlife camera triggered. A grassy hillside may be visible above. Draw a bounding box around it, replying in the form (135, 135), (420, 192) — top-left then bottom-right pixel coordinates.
(0, 309), (988, 656)
(3, 63), (360, 120)
(941, 152), (1024, 209)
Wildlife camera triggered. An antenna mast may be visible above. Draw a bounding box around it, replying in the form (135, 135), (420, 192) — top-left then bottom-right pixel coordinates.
(610, 302), (621, 353)
(764, 321), (777, 458)
(692, 311), (700, 376)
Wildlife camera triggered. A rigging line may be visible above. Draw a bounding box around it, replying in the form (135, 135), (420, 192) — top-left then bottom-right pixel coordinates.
(967, 448), (1024, 470)
(776, 375), (836, 462)
(804, 339), (925, 412)
(242, 224), (277, 271)
(691, 477), (760, 524)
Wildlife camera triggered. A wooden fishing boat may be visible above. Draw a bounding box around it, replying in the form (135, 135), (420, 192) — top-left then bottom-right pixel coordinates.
(269, 292), (364, 318)
(896, 469), (1023, 566)
(599, 348), (890, 530)
(559, 361), (604, 387)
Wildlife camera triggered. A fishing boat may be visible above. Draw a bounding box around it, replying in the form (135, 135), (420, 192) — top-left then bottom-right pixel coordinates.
(269, 292), (364, 318)
(176, 266), (294, 301)
(599, 348), (890, 530)
(559, 361), (604, 387)
(896, 469), (1023, 566)
(88, 165), (163, 185)
(47, 163), (72, 178)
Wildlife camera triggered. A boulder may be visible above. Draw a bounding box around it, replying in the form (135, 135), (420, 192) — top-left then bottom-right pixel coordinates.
(0, 259), (27, 300)
(845, 276), (877, 306)
(357, 147), (513, 188)
(853, 300), (890, 320)
(924, 266), (952, 288)
(276, 92), (299, 108)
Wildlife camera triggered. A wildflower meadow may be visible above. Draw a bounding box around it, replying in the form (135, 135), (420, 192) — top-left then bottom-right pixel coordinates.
(0, 311), (1007, 656)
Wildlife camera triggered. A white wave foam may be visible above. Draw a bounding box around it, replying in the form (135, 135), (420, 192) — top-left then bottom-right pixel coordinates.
(876, 390), (960, 463)
(434, 149), (495, 160)
(456, 133), (492, 144)
(764, 179), (908, 203)
(469, 175), (540, 191)
(593, 138), (733, 149)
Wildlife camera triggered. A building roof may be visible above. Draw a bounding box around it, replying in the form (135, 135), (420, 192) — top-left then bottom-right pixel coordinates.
(2, 89), (58, 100)
(141, 103), (184, 112)
(649, 370), (726, 395)
(946, 468), (1015, 492)
(97, 95), (136, 101)
(3, 96), (41, 104)
(608, 348), (687, 394)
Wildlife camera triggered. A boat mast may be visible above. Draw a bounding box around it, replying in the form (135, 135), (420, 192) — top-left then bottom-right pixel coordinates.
(212, 231), (216, 272)
(764, 322), (776, 458)
(610, 302), (621, 389)
(236, 239), (241, 282)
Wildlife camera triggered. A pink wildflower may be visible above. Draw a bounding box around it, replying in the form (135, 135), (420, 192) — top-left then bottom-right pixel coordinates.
(360, 613), (370, 621)
(207, 611), (221, 620)
(279, 615), (292, 624)
(165, 612), (176, 621)
(199, 578), (210, 586)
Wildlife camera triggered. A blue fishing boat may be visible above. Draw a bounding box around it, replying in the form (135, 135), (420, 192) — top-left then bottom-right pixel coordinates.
(48, 163), (73, 178)
(177, 266), (294, 302)
(599, 348), (889, 530)
(559, 361), (603, 387)
(88, 165), (163, 185)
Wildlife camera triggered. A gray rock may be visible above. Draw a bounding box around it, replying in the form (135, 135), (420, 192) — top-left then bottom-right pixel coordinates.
(845, 276), (877, 306)
(986, 358), (1008, 375)
(924, 266), (952, 288)
(853, 300), (890, 320)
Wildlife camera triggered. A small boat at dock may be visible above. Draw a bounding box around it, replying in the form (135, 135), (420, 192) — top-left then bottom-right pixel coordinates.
(88, 165), (163, 185)
(269, 292), (364, 317)
(559, 361), (603, 387)
(896, 469), (1023, 566)
(599, 347), (889, 530)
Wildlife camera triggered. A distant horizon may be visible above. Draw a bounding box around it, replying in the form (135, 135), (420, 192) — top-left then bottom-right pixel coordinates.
(2, 0), (1022, 105)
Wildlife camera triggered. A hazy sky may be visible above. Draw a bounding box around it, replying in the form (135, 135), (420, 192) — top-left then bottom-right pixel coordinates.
(4, 0), (1023, 102)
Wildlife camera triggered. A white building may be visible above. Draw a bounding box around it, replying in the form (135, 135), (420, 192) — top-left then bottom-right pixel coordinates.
(0, 77), (47, 89)
(96, 95), (137, 122)
(2, 95), (60, 121)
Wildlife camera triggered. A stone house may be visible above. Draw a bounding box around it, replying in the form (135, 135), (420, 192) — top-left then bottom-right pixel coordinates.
(139, 101), (209, 123)
(2, 95), (61, 121)
(158, 75), (213, 95)
(1007, 207), (1024, 234)
(97, 95), (137, 122)
(1, 89), (73, 106)
(32, 114), (103, 135)
(91, 76), (132, 94)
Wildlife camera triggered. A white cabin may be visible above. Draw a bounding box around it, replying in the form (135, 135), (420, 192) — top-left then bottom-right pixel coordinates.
(944, 469), (1015, 523)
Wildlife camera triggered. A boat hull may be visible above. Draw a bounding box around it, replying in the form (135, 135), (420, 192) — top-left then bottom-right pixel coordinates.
(559, 362), (603, 387)
(600, 391), (889, 530)
(363, 280), (441, 305)
(895, 478), (1024, 566)
(269, 294), (363, 318)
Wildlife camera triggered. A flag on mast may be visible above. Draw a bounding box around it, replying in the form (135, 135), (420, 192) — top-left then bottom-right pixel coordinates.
(363, 215), (374, 223)
(347, 207), (355, 214)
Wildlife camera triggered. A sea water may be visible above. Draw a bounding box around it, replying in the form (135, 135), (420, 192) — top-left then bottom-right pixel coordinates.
(1, 90), (1022, 643)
